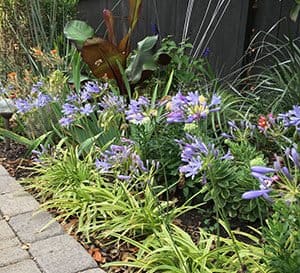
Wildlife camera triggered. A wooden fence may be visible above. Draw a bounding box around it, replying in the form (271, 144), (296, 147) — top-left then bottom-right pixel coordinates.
(77, 0), (300, 74)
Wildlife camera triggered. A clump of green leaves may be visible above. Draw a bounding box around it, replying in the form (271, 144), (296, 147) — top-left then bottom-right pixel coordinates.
(158, 38), (214, 87)
(107, 223), (266, 273)
(263, 200), (300, 273)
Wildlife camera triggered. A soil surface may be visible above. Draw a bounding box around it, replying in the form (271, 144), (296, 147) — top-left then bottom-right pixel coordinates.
(0, 140), (34, 179)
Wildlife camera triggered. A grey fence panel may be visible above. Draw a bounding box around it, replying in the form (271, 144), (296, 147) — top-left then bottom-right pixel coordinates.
(77, 0), (299, 75)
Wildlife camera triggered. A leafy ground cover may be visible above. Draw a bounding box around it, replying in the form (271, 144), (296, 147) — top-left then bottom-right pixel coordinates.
(1, 1), (300, 273)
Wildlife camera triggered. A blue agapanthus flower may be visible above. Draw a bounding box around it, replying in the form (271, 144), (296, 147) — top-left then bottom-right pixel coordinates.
(242, 165), (276, 201)
(125, 96), (151, 124)
(15, 98), (33, 113)
(95, 143), (147, 179)
(62, 103), (78, 116)
(59, 116), (74, 127)
(278, 105), (300, 133)
(98, 93), (126, 112)
(166, 91), (221, 123)
(34, 92), (52, 108)
(177, 134), (232, 179)
(80, 103), (94, 116)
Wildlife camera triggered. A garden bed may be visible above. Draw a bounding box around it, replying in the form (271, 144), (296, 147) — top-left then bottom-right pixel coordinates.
(0, 1), (299, 272)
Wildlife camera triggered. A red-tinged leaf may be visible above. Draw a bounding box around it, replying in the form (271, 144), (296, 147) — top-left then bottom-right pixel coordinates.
(81, 37), (125, 78)
(103, 9), (117, 46)
(81, 37), (127, 93)
(118, 33), (130, 54)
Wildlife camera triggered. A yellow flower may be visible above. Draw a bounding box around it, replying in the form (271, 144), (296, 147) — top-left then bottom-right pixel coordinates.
(198, 95), (207, 104)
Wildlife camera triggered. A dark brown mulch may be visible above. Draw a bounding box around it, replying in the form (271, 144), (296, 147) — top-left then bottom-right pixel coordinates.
(0, 140), (34, 179)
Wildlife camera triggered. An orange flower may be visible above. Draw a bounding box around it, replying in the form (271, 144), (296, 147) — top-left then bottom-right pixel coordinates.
(32, 47), (43, 56)
(9, 93), (17, 99)
(7, 72), (17, 81)
(50, 49), (57, 55)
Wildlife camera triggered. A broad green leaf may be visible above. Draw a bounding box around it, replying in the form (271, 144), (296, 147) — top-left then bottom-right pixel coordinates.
(125, 35), (158, 84)
(64, 20), (95, 46)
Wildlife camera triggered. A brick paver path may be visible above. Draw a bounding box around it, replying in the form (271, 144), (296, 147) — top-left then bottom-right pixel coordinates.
(0, 165), (106, 273)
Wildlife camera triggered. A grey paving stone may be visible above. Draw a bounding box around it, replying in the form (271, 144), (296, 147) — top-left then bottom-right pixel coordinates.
(0, 165), (8, 176)
(0, 191), (39, 217)
(0, 220), (15, 240)
(0, 237), (20, 250)
(29, 235), (98, 273)
(0, 259), (41, 273)
(77, 269), (106, 273)
(9, 211), (64, 243)
(0, 245), (30, 267)
(0, 175), (23, 194)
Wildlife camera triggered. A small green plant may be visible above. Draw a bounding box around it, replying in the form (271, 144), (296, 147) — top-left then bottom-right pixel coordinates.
(263, 200), (300, 273)
(157, 38), (214, 88)
(24, 146), (100, 201)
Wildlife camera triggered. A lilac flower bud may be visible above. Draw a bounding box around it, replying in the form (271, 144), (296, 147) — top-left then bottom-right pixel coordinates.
(117, 175), (131, 180)
(281, 166), (293, 181)
(291, 148), (300, 169)
(242, 189), (271, 200)
(251, 172), (273, 182)
(251, 166), (275, 174)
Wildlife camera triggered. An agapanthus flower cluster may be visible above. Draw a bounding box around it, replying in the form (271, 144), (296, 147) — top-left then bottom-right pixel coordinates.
(166, 91), (221, 123)
(275, 146), (300, 182)
(177, 134), (233, 180)
(125, 96), (157, 124)
(14, 81), (52, 114)
(278, 105), (300, 133)
(221, 120), (256, 140)
(59, 81), (108, 127)
(98, 93), (126, 112)
(95, 141), (153, 182)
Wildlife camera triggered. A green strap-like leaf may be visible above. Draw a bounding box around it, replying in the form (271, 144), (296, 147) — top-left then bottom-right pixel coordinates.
(0, 127), (32, 146)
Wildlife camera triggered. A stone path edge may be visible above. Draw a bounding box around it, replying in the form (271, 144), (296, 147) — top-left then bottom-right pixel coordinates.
(0, 165), (106, 273)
